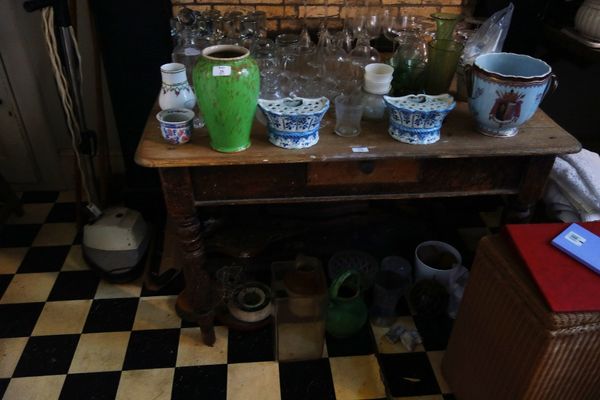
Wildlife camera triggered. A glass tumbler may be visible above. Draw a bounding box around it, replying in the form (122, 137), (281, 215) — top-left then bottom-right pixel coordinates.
(334, 94), (364, 137)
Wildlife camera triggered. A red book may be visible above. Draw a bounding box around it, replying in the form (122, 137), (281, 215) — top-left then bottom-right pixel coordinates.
(505, 222), (600, 313)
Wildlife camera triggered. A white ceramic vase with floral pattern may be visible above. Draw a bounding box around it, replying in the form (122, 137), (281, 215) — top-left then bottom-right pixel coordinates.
(159, 63), (196, 110)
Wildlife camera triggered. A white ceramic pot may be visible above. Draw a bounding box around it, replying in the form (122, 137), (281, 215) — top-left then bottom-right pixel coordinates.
(575, 0), (600, 41)
(158, 63), (196, 110)
(414, 241), (462, 290)
(228, 282), (272, 323)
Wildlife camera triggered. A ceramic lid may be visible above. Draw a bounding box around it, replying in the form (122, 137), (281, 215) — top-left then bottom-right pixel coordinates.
(383, 94), (455, 112)
(258, 97), (330, 115)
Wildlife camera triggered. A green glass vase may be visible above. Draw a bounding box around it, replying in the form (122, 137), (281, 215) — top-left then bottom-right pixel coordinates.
(431, 13), (463, 41)
(424, 39), (464, 95)
(325, 270), (368, 338)
(193, 45), (260, 152)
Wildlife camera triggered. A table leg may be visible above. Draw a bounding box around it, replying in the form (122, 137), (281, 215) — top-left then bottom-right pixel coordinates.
(159, 167), (216, 345)
(503, 155), (556, 223)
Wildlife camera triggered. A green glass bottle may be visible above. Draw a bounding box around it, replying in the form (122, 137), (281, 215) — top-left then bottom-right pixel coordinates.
(430, 13), (463, 41)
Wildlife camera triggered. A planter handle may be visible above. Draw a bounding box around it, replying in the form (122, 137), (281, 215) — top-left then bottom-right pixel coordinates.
(541, 73), (559, 102)
(330, 270), (361, 300)
(464, 64), (474, 98)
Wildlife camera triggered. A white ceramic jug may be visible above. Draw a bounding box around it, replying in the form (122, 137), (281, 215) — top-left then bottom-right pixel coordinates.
(158, 63), (196, 110)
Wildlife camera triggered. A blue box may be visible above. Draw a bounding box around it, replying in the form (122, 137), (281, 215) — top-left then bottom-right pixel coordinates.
(551, 223), (600, 275)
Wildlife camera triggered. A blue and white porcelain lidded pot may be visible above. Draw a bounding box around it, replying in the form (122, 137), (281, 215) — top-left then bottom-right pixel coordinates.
(158, 62), (196, 111)
(258, 97), (330, 149)
(383, 94), (456, 144)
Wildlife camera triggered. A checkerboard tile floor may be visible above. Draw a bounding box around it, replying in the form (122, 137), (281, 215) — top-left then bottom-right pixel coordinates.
(0, 191), (504, 400)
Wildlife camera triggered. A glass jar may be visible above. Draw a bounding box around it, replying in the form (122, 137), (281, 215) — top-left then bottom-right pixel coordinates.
(361, 89), (387, 120)
(172, 29), (209, 84)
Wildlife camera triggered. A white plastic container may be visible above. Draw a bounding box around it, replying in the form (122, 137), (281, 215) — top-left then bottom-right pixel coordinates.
(364, 63), (394, 82)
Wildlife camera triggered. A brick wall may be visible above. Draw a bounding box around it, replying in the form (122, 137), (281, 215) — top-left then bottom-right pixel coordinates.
(172, 0), (470, 33)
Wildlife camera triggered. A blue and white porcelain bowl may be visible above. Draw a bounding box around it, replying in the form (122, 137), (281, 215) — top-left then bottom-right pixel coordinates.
(383, 94), (455, 145)
(257, 97), (330, 149)
(156, 108), (195, 145)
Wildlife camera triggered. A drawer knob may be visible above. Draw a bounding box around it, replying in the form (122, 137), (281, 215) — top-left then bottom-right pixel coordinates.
(358, 161), (375, 174)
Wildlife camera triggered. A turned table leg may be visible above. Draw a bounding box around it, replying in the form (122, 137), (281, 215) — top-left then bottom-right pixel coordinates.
(159, 167), (216, 345)
(503, 155), (556, 223)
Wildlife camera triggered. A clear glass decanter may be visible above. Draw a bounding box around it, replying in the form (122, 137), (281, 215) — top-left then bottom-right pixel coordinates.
(172, 28), (209, 84)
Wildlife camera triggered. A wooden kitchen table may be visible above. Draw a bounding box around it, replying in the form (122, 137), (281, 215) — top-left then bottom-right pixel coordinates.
(135, 101), (581, 345)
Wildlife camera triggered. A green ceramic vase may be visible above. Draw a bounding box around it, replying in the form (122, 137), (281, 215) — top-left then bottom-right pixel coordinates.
(193, 45), (259, 152)
(326, 270), (368, 338)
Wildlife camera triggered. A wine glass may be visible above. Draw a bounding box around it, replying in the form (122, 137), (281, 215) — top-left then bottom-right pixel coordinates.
(299, 0), (315, 49)
(384, 12), (418, 48)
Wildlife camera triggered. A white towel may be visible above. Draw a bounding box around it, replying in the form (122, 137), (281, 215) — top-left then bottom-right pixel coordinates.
(545, 149), (600, 222)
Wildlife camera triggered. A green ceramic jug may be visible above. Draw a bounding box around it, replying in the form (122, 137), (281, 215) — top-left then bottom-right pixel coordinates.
(193, 44), (259, 152)
(326, 270), (368, 338)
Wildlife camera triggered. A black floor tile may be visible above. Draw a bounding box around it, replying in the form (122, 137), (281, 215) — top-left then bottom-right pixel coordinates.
(59, 371), (121, 400)
(0, 224), (41, 248)
(0, 274), (12, 299)
(412, 315), (454, 352)
(17, 246), (70, 273)
(48, 271), (100, 301)
(13, 334), (80, 377)
(380, 352), (441, 397)
(0, 378), (8, 399)
(325, 322), (375, 357)
(172, 365), (227, 400)
(83, 298), (139, 333)
(0, 303), (45, 338)
(122, 329), (179, 370)
(20, 191), (59, 203)
(140, 272), (184, 297)
(279, 358), (336, 400)
(46, 203), (78, 223)
(443, 394), (457, 400)
(227, 323), (275, 364)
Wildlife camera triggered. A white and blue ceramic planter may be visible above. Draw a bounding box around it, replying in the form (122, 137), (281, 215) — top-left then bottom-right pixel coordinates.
(156, 108), (195, 145)
(466, 53), (557, 138)
(383, 94), (455, 144)
(257, 97), (330, 149)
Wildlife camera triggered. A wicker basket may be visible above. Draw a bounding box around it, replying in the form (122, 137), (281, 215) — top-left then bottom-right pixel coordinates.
(442, 235), (600, 400)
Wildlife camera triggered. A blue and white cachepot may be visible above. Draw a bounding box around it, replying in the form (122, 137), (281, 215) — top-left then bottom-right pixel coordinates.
(257, 97), (330, 149)
(383, 94), (456, 145)
(156, 108), (195, 145)
(466, 52), (558, 138)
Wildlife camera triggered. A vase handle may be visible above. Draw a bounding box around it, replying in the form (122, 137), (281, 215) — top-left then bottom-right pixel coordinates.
(330, 270), (361, 299)
(541, 73), (559, 102)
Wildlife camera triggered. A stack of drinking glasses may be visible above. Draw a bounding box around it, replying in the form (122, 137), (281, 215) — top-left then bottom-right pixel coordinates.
(171, 8), (268, 82)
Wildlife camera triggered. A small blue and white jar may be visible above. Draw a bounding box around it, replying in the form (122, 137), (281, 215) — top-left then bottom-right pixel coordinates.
(156, 108), (195, 145)
(257, 97), (330, 149)
(383, 94), (455, 145)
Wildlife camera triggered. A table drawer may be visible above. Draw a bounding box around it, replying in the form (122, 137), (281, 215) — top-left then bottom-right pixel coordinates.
(306, 159), (421, 186)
